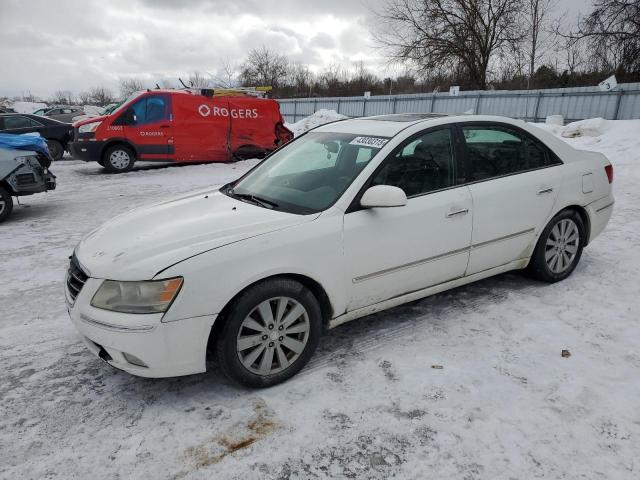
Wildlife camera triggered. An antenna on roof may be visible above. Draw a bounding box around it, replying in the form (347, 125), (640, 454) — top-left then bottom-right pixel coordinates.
(178, 78), (189, 89)
(155, 83), (160, 89)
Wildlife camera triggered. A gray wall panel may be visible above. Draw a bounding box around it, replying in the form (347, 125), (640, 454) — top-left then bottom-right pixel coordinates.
(278, 83), (640, 124)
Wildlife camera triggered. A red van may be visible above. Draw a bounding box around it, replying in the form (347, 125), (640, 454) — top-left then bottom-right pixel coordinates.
(69, 89), (293, 172)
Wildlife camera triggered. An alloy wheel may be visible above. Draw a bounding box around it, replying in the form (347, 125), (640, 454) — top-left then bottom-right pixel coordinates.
(236, 297), (310, 376)
(544, 218), (580, 274)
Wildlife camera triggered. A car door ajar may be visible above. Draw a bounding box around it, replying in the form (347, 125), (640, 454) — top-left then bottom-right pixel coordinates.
(343, 127), (473, 311)
(458, 123), (562, 275)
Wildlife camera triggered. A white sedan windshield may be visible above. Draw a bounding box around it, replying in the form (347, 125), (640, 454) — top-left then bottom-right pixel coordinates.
(226, 132), (387, 214)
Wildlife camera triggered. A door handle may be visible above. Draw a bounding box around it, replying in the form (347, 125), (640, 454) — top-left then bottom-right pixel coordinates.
(159, 124), (171, 128)
(446, 208), (469, 218)
(537, 187), (554, 195)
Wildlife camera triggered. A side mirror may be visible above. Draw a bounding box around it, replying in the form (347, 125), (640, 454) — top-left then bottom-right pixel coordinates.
(114, 109), (136, 126)
(360, 185), (407, 208)
(126, 109), (137, 125)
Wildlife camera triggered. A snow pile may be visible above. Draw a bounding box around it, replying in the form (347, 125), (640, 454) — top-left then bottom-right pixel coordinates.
(559, 117), (611, 138)
(11, 101), (47, 114)
(530, 117), (639, 155)
(532, 117), (614, 138)
(83, 105), (104, 116)
(285, 109), (348, 137)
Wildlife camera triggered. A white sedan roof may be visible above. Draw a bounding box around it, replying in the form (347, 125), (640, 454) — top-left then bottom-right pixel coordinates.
(312, 113), (577, 160)
(314, 113), (534, 136)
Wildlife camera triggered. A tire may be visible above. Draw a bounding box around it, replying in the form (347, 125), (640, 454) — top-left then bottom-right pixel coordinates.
(0, 186), (14, 223)
(102, 145), (135, 173)
(46, 139), (64, 161)
(215, 278), (322, 388)
(529, 209), (586, 283)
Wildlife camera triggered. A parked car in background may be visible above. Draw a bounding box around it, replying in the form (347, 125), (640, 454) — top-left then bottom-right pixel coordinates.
(0, 134), (56, 223)
(0, 107), (16, 114)
(44, 106), (85, 123)
(66, 114), (614, 387)
(101, 103), (121, 115)
(32, 108), (49, 116)
(71, 104), (115, 123)
(70, 89), (292, 172)
(0, 113), (73, 160)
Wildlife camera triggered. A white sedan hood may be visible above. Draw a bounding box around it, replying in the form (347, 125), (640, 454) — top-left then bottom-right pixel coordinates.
(75, 189), (316, 280)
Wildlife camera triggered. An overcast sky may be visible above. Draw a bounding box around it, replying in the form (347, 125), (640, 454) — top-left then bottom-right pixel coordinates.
(0, 0), (588, 100)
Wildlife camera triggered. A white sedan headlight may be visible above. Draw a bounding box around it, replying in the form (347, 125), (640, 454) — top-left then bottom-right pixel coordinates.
(78, 121), (102, 133)
(91, 277), (183, 314)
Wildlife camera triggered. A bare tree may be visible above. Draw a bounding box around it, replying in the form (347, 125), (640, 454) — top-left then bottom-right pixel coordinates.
(21, 91), (40, 102)
(287, 61), (313, 95)
(560, 37), (584, 75)
(525, 0), (557, 88)
(210, 57), (240, 88)
(319, 63), (348, 94)
(78, 91), (92, 105)
(562, 0), (640, 73)
(372, 0), (524, 89)
(88, 87), (115, 106)
(240, 46), (289, 87)
(51, 90), (75, 105)
(351, 61), (379, 93)
(119, 78), (146, 98)
(188, 71), (211, 88)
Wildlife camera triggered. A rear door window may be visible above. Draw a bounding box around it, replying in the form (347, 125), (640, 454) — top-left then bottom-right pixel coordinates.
(2, 116), (39, 130)
(461, 125), (560, 181)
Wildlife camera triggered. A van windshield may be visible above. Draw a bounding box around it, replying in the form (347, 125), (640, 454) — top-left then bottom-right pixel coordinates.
(110, 92), (143, 116)
(223, 132), (386, 214)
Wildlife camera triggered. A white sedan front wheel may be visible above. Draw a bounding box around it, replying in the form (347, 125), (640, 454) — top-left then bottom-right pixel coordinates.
(215, 278), (322, 388)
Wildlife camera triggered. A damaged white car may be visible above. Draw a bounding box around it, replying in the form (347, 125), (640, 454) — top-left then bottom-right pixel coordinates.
(66, 114), (614, 387)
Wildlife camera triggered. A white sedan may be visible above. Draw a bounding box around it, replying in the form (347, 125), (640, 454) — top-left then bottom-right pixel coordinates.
(66, 114), (614, 387)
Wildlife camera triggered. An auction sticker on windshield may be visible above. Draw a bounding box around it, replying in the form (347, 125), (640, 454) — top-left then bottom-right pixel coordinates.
(349, 136), (389, 148)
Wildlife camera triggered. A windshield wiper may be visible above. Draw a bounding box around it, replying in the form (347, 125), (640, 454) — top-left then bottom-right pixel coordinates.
(231, 190), (279, 210)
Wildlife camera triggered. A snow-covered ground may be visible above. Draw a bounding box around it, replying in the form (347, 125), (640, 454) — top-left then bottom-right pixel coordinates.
(1, 119), (639, 479)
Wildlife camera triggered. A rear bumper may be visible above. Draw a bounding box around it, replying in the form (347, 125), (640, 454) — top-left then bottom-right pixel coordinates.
(585, 193), (614, 243)
(69, 140), (104, 162)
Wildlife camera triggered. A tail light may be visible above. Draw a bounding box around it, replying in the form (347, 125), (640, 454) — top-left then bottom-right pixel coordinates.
(275, 123), (293, 145)
(605, 164), (614, 184)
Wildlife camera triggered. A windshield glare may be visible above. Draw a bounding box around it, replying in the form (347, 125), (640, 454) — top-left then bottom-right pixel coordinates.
(228, 132), (385, 214)
(110, 92), (143, 116)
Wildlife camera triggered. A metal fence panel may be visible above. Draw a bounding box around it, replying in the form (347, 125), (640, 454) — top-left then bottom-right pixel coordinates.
(278, 83), (640, 124)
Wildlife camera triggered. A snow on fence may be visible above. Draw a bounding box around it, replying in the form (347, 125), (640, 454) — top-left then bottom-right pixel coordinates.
(277, 82), (640, 123)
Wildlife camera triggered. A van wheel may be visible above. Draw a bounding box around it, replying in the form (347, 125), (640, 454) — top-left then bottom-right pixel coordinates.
(0, 186), (14, 223)
(215, 278), (322, 388)
(529, 209), (585, 283)
(46, 140), (64, 161)
(103, 145), (135, 173)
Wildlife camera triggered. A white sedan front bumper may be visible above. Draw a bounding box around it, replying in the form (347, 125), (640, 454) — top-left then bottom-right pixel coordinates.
(66, 276), (216, 378)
